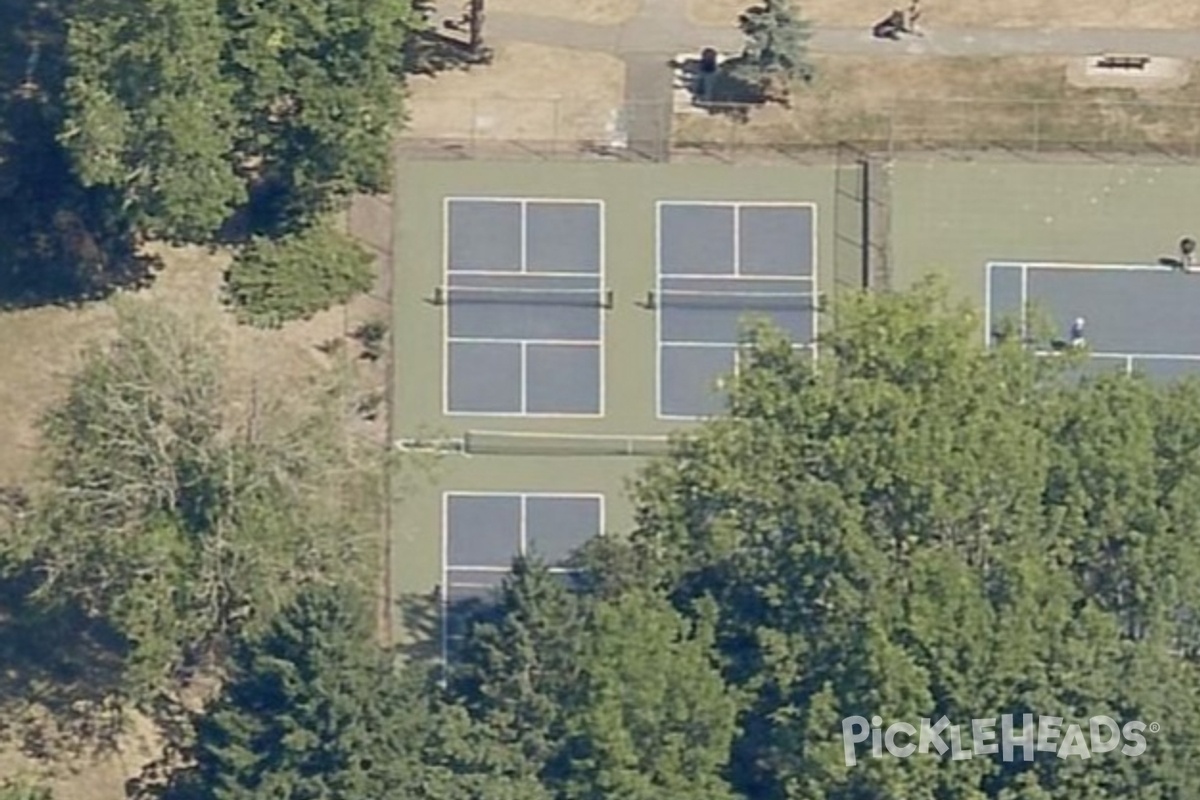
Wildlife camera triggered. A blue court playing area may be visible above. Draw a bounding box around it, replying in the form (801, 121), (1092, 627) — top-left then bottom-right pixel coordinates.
(656, 201), (818, 417)
(442, 197), (606, 417)
(441, 492), (603, 653)
(986, 261), (1200, 380)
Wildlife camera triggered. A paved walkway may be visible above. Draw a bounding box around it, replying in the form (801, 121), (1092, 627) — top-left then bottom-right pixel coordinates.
(479, 3), (1200, 160)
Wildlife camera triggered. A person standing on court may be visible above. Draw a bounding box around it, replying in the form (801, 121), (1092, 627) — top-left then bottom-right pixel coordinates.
(1069, 317), (1086, 348)
(1181, 237), (1196, 269)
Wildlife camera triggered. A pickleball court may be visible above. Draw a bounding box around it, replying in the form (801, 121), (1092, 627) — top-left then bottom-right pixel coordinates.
(986, 261), (1200, 380)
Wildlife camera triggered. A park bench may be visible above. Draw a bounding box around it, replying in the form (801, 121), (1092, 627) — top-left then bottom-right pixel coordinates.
(1095, 54), (1152, 70)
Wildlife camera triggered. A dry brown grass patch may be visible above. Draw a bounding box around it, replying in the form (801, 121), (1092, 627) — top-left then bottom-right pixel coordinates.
(674, 56), (1200, 152)
(404, 42), (626, 142)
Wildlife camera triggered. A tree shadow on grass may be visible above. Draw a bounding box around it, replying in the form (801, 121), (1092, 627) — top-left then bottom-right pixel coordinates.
(401, 0), (493, 78)
(0, 1), (158, 310)
(0, 562), (132, 761)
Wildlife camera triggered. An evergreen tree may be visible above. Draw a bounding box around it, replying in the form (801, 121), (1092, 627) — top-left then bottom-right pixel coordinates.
(732, 0), (814, 103)
(172, 585), (430, 799)
(452, 558), (585, 773)
(555, 590), (739, 800)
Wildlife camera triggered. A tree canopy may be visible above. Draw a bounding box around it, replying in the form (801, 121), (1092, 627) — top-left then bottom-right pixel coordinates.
(0, 0), (413, 313)
(732, 0), (814, 102)
(443, 283), (1200, 799)
(0, 301), (387, 694)
(6, 282), (1200, 798)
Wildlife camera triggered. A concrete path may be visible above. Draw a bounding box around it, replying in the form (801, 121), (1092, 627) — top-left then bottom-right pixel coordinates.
(486, 11), (1200, 59)
(479, 3), (1200, 161)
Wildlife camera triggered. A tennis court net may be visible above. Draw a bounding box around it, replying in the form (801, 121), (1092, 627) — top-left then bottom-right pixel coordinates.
(396, 430), (674, 457)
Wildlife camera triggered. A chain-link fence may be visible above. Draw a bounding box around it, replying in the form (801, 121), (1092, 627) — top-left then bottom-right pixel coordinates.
(399, 96), (1200, 164)
(674, 97), (1200, 162)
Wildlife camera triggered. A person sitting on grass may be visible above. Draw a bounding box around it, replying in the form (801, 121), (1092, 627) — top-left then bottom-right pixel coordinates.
(873, 9), (904, 39)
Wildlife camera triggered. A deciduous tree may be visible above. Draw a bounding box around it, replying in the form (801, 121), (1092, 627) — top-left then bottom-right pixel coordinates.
(3, 301), (385, 695)
(616, 282), (1200, 799)
(223, 220), (376, 327)
(61, 0), (245, 241)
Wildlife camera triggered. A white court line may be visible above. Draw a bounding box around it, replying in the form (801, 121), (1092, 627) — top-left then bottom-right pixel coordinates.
(662, 273), (814, 282)
(519, 201), (528, 272)
(983, 262), (993, 347)
(445, 410), (604, 420)
(662, 340), (817, 350)
(598, 199), (608, 423)
(1020, 264), (1029, 339)
(445, 490), (607, 500)
(811, 200), (820, 360)
(656, 288), (822, 301)
(447, 566), (515, 575)
(439, 491), (450, 670)
(448, 337), (599, 346)
(448, 269), (599, 278)
(1035, 350), (1200, 362)
(732, 202), (741, 276)
(518, 342), (528, 414)
(468, 429), (669, 443)
(654, 199), (818, 208)
(518, 494), (528, 559)
(994, 260), (1177, 273)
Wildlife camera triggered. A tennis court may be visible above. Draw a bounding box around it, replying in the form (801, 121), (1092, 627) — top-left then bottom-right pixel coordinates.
(986, 261), (1200, 379)
(441, 491), (603, 654)
(441, 197), (607, 417)
(655, 201), (819, 418)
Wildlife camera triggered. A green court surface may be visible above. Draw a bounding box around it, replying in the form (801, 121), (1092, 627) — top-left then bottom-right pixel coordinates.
(388, 159), (839, 647)
(890, 160), (1200, 300)
(388, 154), (1200, 649)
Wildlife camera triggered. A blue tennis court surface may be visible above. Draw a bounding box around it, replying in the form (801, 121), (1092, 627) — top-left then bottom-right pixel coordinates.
(986, 262), (1200, 378)
(657, 201), (818, 417)
(444, 198), (604, 416)
(442, 492), (603, 657)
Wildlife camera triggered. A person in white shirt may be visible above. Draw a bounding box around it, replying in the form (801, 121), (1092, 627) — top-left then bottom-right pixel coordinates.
(1069, 317), (1086, 348)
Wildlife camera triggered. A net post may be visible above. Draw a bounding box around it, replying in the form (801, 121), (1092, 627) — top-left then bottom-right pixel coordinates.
(432, 286), (445, 305)
(645, 290), (657, 310)
(603, 288), (614, 309)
